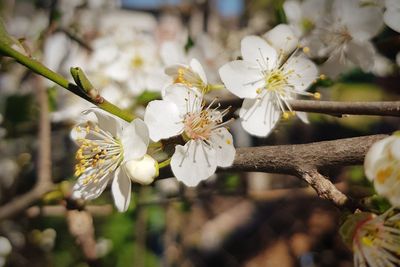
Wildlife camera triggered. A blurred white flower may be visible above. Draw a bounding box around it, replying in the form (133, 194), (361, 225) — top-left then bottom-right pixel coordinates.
(311, 0), (383, 77)
(88, 33), (168, 97)
(0, 236), (11, 267)
(283, 0), (329, 38)
(371, 53), (395, 77)
(364, 134), (400, 206)
(341, 209), (400, 267)
(71, 108), (149, 212)
(384, 0), (400, 32)
(219, 35), (318, 137)
(144, 85), (235, 186)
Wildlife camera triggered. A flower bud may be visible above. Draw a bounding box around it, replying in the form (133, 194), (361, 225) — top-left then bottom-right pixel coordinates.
(124, 155), (158, 185)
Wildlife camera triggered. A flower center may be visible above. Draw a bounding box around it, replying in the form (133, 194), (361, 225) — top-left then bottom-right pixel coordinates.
(264, 69), (289, 94)
(174, 67), (205, 90)
(74, 122), (123, 185)
(183, 110), (214, 140)
(131, 55), (144, 69)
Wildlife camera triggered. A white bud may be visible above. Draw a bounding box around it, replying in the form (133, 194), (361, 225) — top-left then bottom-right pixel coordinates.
(124, 155), (158, 185)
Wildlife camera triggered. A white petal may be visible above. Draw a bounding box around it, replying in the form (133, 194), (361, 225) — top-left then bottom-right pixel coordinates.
(283, 56), (318, 92)
(190, 58), (208, 85)
(111, 168), (132, 212)
(160, 41), (187, 65)
(334, 0), (383, 40)
(170, 140), (217, 187)
(144, 100), (183, 141)
(239, 92), (281, 137)
(70, 122), (89, 142)
(104, 58), (130, 82)
(210, 128), (236, 167)
(346, 40), (375, 72)
(241, 35), (278, 71)
(165, 64), (186, 76)
(302, 0), (329, 23)
(72, 172), (112, 201)
(263, 24), (298, 55)
(388, 137), (400, 160)
(163, 84), (202, 115)
(83, 108), (125, 138)
(283, 1), (302, 24)
(364, 136), (395, 181)
(219, 60), (264, 99)
(121, 119), (149, 161)
(384, 9), (400, 33)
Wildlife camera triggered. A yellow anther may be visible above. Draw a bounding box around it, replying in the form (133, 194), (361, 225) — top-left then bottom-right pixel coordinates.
(302, 46), (310, 54)
(95, 125), (100, 132)
(282, 112), (290, 120)
(256, 88), (263, 94)
(226, 139), (232, 145)
(377, 167), (393, 184)
(362, 236), (373, 247)
(76, 126), (81, 132)
(86, 125), (90, 134)
(314, 92), (321, 100)
(319, 74), (326, 80)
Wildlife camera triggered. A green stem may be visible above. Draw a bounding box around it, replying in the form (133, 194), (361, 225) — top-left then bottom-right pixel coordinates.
(158, 158), (171, 169)
(0, 41), (134, 122)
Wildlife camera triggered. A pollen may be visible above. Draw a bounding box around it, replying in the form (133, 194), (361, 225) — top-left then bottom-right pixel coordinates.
(376, 167), (393, 184)
(226, 139), (231, 145)
(314, 92), (321, 99)
(302, 46), (310, 54)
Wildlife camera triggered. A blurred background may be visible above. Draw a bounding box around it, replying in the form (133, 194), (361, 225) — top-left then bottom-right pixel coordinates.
(0, 0), (399, 266)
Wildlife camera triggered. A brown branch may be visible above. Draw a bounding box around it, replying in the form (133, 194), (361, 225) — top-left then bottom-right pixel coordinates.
(0, 78), (55, 220)
(214, 96), (400, 117)
(159, 134), (388, 210)
(26, 205), (113, 217)
(66, 209), (99, 265)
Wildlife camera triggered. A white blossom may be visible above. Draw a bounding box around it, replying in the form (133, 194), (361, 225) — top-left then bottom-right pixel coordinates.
(165, 58), (208, 92)
(341, 209), (400, 267)
(219, 35), (318, 137)
(144, 84), (235, 186)
(384, 0), (400, 33)
(283, 0), (329, 38)
(310, 0), (383, 77)
(364, 134), (400, 206)
(71, 108), (150, 212)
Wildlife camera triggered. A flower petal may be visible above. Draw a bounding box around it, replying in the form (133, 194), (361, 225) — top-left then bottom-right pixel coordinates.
(72, 171), (112, 201)
(121, 119), (149, 161)
(144, 100), (184, 141)
(364, 136), (395, 181)
(190, 58), (207, 85)
(170, 140), (217, 187)
(239, 92), (281, 137)
(296, 112), (309, 124)
(241, 35), (278, 71)
(210, 128), (236, 167)
(263, 24), (298, 56)
(111, 168), (132, 212)
(83, 108), (125, 138)
(283, 56), (318, 92)
(219, 60), (264, 99)
(346, 40), (375, 72)
(163, 84), (202, 115)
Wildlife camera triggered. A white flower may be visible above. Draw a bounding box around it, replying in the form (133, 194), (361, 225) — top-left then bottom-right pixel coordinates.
(144, 85), (235, 186)
(88, 33), (168, 96)
(283, 0), (329, 37)
(340, 209), (400, 267)
(165, 58), (209, 92)
(71, 108), (150, 212)
(124, 154), (158, 185)
(364, 134), (400, 206)
(219, 35), (318, 137)
(0, 236), (11, 267)
(311, 0), (383, 77)
(262, 24), (299, 56)
(384, 0), (400, 33)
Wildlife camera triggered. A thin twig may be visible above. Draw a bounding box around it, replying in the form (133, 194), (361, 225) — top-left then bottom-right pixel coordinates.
(214, 96), (400, 117)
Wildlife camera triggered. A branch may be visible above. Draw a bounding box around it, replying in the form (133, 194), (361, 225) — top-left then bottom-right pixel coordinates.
(215, 96), (400, 117)
(159, 134), (388, 210)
